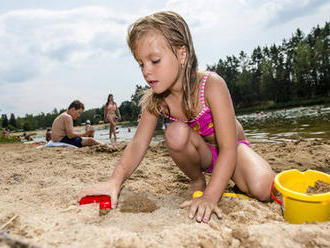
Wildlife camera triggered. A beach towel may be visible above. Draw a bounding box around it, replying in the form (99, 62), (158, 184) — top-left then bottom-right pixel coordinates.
(36, 141), (78, 149)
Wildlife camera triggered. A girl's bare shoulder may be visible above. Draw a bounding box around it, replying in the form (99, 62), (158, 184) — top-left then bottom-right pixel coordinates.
(201, 71), (227, 92)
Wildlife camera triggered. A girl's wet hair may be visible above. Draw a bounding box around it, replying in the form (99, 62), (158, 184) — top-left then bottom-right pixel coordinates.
(127, 11), (198, 119)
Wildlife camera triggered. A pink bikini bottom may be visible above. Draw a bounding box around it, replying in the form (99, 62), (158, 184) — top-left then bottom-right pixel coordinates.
(204, 140), (251, 173)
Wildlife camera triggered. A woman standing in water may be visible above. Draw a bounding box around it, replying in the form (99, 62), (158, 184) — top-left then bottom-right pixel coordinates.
(104, 94), (121, 142)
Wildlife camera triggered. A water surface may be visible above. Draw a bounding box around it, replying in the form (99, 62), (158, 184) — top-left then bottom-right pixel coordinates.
(33, 105), (330, 144)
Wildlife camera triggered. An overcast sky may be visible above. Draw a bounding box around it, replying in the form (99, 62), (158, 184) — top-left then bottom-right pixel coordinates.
(0, 0), (329, 117)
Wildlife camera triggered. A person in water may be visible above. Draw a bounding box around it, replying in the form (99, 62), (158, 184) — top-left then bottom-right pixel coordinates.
(80, 11), (274, 223)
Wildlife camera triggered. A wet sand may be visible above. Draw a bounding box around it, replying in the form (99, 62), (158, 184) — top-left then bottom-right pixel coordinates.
(0, 140), (329, 247)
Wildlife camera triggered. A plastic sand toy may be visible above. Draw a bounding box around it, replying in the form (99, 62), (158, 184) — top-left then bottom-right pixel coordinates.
(193, 191), (249, 199)
(192, 191), (204, 198)
(80, 195), (112, 216)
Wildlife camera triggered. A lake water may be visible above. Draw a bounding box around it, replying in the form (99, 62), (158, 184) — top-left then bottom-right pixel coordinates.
(33, 105), (330, 144)
(238, 105), (330, 143)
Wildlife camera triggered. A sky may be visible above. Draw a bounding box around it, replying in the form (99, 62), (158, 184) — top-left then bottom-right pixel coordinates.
(0, 0), (329, 117)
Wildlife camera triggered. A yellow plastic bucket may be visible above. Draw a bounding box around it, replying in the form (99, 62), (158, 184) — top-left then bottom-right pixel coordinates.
(273, 169), (330, 224)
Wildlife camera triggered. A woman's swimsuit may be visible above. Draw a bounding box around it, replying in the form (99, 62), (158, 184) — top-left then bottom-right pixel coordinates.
(106, 103), (117, 122)
(164, 71), (250, 173)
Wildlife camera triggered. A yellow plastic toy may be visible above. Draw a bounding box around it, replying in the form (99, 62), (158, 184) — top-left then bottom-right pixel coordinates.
(192, 191), (204, 198)
(223, 192), (249, 199)
(192, 191), (249, 199)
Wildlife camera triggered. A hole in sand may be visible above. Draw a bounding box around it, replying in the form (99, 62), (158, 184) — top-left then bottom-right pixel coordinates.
(119, 194), (158, 213)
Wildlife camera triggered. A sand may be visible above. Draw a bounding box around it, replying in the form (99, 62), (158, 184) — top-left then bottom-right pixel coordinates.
(0, 139), (329, 247)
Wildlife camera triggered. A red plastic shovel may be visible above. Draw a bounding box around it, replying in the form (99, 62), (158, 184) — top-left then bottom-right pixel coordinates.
(79, 195), (112, 216)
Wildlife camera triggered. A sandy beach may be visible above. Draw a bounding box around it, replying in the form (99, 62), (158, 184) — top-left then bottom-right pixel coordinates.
(0, 139), (329, 247)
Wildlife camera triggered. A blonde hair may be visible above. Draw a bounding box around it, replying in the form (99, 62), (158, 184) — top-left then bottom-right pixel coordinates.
(127, 11), (198, 119)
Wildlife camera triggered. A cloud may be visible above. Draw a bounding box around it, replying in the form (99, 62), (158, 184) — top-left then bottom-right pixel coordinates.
(0, 6), (131, 84)
(0, 62), (39, 83)
(265, 0), (329, 27)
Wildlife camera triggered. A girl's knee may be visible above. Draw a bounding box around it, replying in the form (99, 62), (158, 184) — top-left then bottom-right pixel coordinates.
(165, 122), (190, 152)
(251, 173), (274, 202)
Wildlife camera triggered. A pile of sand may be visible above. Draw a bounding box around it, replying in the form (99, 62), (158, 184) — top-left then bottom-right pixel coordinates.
(0, 140), (329, 247)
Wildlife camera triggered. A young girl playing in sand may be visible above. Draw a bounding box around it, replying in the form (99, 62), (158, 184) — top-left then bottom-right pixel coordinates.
(80, 11), (275, 223)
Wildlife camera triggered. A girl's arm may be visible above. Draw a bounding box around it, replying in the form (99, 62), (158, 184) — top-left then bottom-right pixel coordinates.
(204, 73), (237, 203)
(79, 110), (158, 207)
(184, 73), (237, 222)
(110, 110), (157, 185)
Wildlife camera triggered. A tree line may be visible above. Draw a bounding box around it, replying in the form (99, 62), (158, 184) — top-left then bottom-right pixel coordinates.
(1, 22), (329, 131)
(207, 22), (329, 110)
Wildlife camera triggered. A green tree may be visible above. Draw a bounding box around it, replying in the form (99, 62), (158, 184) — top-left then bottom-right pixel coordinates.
(293, 42), (313, 98)
(1, 114), (8, 128)
(119, 101), (138, 121)
(9, 113), (17, 128)
(23, 122), (31, 131)
(24, 114), (37, 130)
(118, 84), (149, 121)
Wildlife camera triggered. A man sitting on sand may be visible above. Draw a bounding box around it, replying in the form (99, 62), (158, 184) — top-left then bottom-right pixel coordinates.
(51, 100), (100, 147)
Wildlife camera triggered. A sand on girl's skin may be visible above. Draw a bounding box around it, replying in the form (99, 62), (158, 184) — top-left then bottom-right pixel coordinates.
(0, 140), (330, 247)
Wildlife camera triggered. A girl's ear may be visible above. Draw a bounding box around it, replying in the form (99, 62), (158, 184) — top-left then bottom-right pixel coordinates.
(178, 46), (187, 65)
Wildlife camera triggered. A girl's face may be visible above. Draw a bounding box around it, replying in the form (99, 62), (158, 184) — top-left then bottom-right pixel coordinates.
(134, 32), (182, 94)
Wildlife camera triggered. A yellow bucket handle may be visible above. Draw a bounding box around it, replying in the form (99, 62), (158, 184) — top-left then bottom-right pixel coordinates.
(271, 180), (283, 205)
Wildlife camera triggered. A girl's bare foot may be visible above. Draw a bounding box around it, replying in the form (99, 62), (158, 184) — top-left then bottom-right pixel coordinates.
(190, 175), (206, 193)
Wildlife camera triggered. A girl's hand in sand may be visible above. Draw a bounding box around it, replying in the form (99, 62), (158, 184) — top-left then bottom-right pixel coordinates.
(180, 195), (222, 223)
(79, 181), (120, 208)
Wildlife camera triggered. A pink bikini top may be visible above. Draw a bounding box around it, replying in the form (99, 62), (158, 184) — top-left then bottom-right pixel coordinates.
(164, 71), (215, 136)
(107, 103), (117, 111)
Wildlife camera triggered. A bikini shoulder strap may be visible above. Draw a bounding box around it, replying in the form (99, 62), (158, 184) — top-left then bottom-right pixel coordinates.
(200, 71), (211, 108)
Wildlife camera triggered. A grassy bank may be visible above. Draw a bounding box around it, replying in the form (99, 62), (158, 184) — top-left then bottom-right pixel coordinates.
(0, 135), (20, 144)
